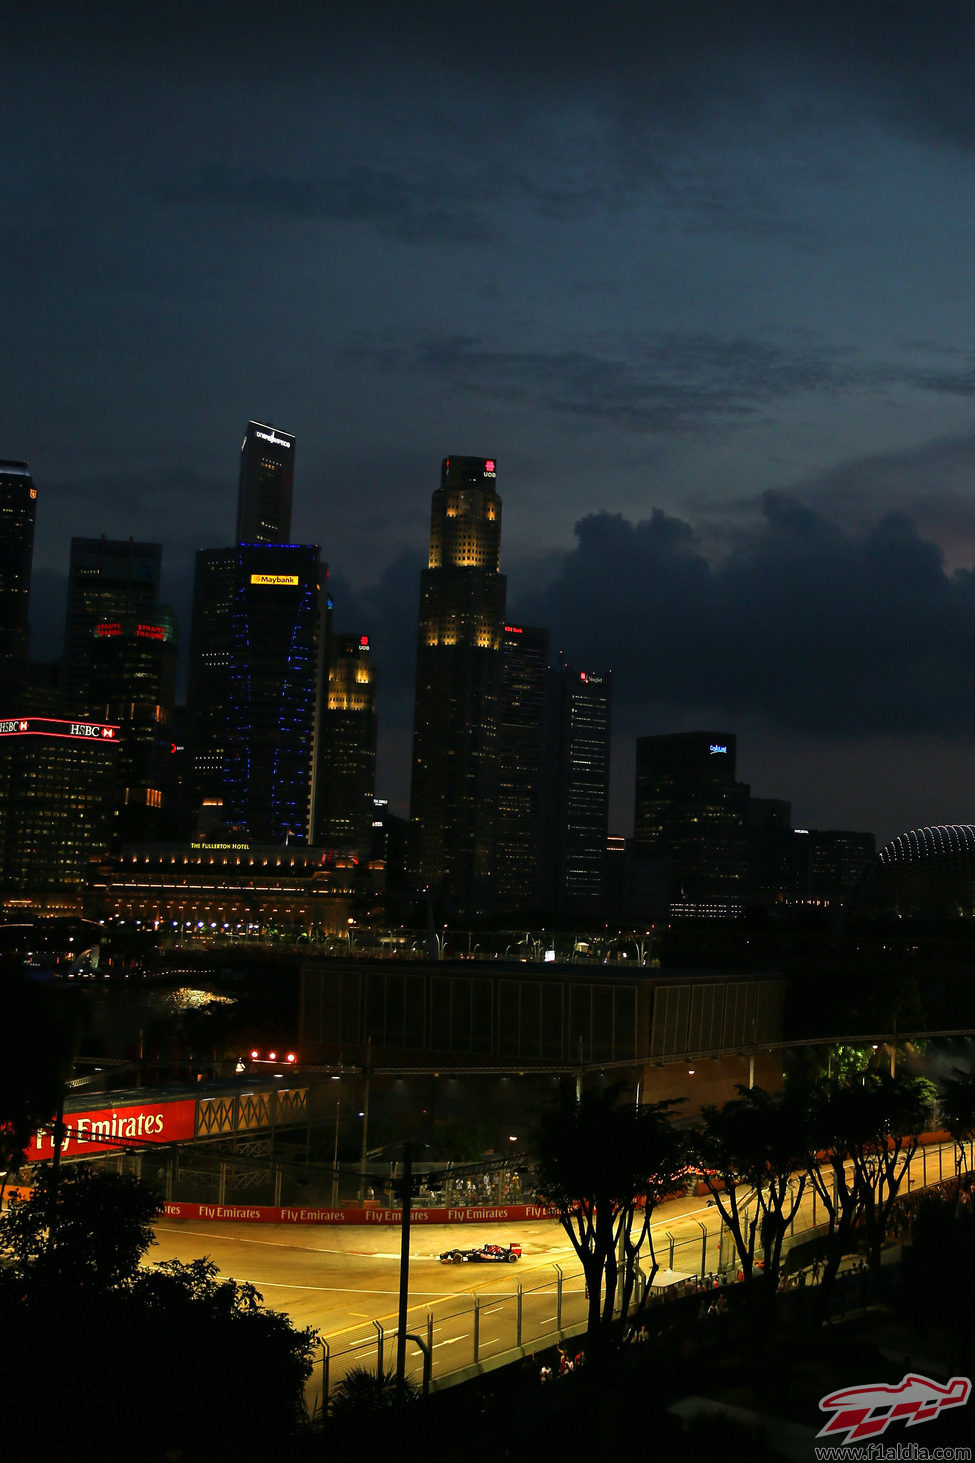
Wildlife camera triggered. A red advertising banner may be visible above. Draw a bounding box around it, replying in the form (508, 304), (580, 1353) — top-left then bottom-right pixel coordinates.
(161, 1201), (558, 1226)
(27, 1099), (197, 1162)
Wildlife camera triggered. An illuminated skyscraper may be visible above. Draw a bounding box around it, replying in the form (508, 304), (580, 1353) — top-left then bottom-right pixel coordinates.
(187, 547), (237, 802)
(62, 537), (162, 713)
(409, 455), (506, 921)
(0, 461), (36, 664)
(88, 608), (178, 844)
(314, 632), (377, 858)
(223, 543), (326, 845)
(236, 421), (295, 544)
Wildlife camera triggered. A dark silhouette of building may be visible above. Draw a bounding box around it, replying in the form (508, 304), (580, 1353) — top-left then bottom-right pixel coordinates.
(0, 715), (119, 892)
(634, 731), (749, 913)
(0, 461), (36, 664)
(409, 456), (506, 922)
(223, 543), (326, 845)
(542, 665), (612, 914)
(187, 547), (237, 805)
(496, 623), (549, 915)
(235, 420), (295, 545)
(88, 608), (178, 843)
(314, 632), (377, 859)
(61, 537), (162, 713)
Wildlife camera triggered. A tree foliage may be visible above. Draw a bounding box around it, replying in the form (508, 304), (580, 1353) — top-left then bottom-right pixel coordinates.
(533, 1086), (685, 1337)
(692, 1086), (810, 1299)
(0, 970), (81, 1178)
(0, 1166), (317, 1461)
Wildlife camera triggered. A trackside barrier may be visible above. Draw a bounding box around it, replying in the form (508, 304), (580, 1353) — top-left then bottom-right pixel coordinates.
(160, 1200), (559, 1224)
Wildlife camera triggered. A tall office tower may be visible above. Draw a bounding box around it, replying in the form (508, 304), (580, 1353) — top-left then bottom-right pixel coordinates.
(0, 461), (36, 664)
(495, 623), (549, 915)
(187, 547), (237, 805)
(223, 543), (325, 845)
(314, 632), (377, 858)
(0, 715), (119, 891)
(634, 731), (749, 907)
(62, 538), (162, 713)
(409, 455), (506, 921)
(88, 608), (178, 844)
(236, 421), (295, 544)
(542, 666), (612, 914)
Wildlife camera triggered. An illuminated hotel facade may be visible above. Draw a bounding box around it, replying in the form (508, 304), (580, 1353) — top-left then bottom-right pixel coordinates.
(409, 456), (506, 921)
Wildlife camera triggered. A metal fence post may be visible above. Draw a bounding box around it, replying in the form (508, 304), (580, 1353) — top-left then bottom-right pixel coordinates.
(922, 1145), (926, 1188)
(516, 1282), (523, 1347)
(666, 1231), (675, 1270)
(426, 1311), (434, 1382)
(697, 1220), (707, 1279)
(554, 1265), (563, 1330)
(273, 1164), (282, 1207)
(321, 1341), (330, 1418)
(218, 1160), (227, 1205)
(472, 1294), (480, 1364)
(372, 1320), (383, 1377)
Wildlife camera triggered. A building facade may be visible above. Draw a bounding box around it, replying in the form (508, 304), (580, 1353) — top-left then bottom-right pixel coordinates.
(495, 623), (549, 915)
(543, 666), (612, 914)
(409, 456), (506, 922)
(0, 461), (36, 665)
(88, 609), (178, 844)
(62, 538), (162, 714)
(223, 543), (326, 845)
(314, 632), (377, 859)
(634, 731), (750, 912)
(0, 715), (119, 892)
(235, 420), (295, 545)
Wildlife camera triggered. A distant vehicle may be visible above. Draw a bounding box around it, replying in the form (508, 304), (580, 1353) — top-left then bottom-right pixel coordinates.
(439, 1242), (521, 1264)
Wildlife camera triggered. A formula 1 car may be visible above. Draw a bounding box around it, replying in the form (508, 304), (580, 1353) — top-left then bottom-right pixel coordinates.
(439, 1242), (522, 1264)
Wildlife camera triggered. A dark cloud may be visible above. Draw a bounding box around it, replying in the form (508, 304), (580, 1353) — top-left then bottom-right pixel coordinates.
(345, 332), (853, 433)
(510, 496), (975, 740)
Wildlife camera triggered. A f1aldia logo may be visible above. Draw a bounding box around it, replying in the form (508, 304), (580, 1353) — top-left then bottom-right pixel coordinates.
(818, 1373), (970, 1444)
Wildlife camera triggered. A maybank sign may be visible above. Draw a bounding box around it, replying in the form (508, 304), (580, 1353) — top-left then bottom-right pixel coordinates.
(250, 573), (299, 586)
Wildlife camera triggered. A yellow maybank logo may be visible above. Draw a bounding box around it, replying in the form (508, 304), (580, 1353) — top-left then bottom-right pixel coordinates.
(250, 573), (300, 586)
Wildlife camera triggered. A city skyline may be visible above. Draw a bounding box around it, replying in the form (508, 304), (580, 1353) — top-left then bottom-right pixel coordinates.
(9, 2), (975, 842)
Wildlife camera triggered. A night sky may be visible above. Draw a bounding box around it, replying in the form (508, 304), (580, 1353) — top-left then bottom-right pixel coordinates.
(9, 1), (975, 843)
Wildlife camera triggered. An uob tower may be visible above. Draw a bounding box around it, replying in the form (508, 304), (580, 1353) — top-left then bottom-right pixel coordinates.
(409, 456), (506, 922)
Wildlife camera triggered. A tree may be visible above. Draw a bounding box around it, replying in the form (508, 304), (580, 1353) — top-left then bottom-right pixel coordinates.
(0, 969), (82, 1184)
(0, 1168), (318, 1461)
(0, 1162), (160, 1292)
(329, 1364), (420, 1418)
(533, 1086), (685, 1339)
(692, 1086), (810, 1301)
(842, 1072), (935, 1271)
(939, 1069), (975, 1181)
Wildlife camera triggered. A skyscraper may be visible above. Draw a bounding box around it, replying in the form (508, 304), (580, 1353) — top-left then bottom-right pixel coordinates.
(496, 623), (549, 915)
(88, 608), (178, 843)
(223, 543), (326, 845)
(634, 731), (749, 907)
(0, 460), (36, 664)
(409, 455), (506, 921)
(314, 632), (377, 858)
(236, 421), (295, 545)
(542, 666), (612, 914)
(187, 547), (238, 803)
(62, 538), (162, 713)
